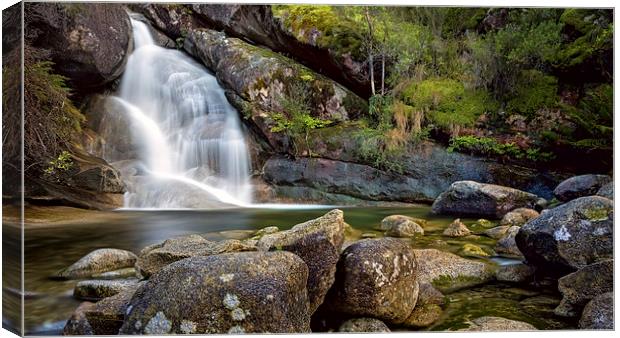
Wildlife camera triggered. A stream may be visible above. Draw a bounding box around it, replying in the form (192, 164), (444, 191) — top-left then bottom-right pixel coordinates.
(3, 205), (576, 334)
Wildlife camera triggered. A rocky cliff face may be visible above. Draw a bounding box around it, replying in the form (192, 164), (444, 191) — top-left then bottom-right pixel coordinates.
(25, 2), (132, 91)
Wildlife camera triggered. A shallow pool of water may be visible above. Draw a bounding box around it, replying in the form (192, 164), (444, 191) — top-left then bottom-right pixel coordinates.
(2, 205), (575, 334)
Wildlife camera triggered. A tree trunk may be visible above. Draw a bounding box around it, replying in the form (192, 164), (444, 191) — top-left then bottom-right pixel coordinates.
(364, 7), (376, 96)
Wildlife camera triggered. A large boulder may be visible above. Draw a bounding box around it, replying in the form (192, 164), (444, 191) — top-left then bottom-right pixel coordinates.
(24, 2), (132, 89)
(183, 28), (366, 154)
(432, 181), (541, 219)
(55, 249), (137, 279)
(325, 238), (417, 324)
(414, 249), (495, 293)
(256, 209), (346, 313)
(120, 252), (311, 334)
(553, 174), (612, 202)
(136, 234), (256, 277)
(579, 292), (613, 329)
(189, 4), (370, 98)
(402, 282), (445, 328)
(515, 196), (613, 274)
(555, 260), (613, 317)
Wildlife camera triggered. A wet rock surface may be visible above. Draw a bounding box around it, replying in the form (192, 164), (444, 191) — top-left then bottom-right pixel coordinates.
(325, 238), (417, 324)
(63, 302), (95, 335)
(578, 292), (613, 329)
(553, 174), (612, 202)
(84, 284), (145, 335)
(414, 249), (495, 293)
(73, 278), (140, 301)
(121, 251), (311, 334)
(432, 181), (541, 219)
(516, 196), (613, 274)
(55, 248), (137, 279)
(495, 263), (536, 283)
(500, 208), (539, 227)
(555, 259), (613, 317)
(443, 219), (471, 237)
(256, 209), (346, 313)
(596, 182), (614, 200)
(495, 226), (523, 258)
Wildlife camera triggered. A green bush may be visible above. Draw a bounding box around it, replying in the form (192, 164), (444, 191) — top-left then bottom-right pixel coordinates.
(402, 78), (496, 133)
(448, 135), (554, 162)
(505, 69), (558, 116)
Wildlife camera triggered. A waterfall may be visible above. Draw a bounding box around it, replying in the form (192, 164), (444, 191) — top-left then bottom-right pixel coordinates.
(110, 19), (253, 208)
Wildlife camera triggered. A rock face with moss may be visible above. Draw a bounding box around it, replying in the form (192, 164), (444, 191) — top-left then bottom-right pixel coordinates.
(553, 174), (612, 202)
(189, 4), (369, 98)
(183, 28), (366, 151)
(121, 252), (311, 334)
(24, 2), (132, 89)
(413, 249), (495, 293)
(432, 180), (542, 219)
(324, 238), (417, 324)
(515, 196), (613, 274)
(256, 209), (346, 313)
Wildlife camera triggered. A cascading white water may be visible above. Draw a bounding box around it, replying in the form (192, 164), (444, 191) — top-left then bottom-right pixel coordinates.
(111, 18), (253, 208)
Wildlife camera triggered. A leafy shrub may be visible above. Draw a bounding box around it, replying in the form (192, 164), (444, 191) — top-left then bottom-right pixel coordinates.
(402, 77), (496, 134)
(43, 150), (74, 180)
(505, 69), (558, 116)
(448, 135), (554, 162)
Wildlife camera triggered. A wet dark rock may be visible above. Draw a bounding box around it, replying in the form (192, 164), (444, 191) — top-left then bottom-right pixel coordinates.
(63, 302), (95, 335)
(443, 219), (471, 237)
(91, 267), (139, 279)
(555, 260), (613, 317)
(500, 208), (539, 227)
(338, 318), (391, 332)
(73, 278), (140, 301)
(136, 234), (256, 277)
(596, 182), (614, 200)
(553, 174), (612, 202)
(432, 181), (541, 219)
(516, 196), (613, 274)
(414, 249), (495, 293)
(402, 282), (445, 328)
(579, 292), (613, 329)
(24, 2), (132, 90)
(55, 248), (137, 279)
(463, 316), (537, 331)
(325, 238), (417, 324)
(84, 283), (145, 335)
(495, 226), (523, 258)
(256, 209), (346, 313)
(121, 252), (311, 334)
(495, 263), (536, 283)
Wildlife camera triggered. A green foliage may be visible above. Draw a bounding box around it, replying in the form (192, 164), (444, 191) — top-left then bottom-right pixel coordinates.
(402, 78), (496, 133)
(448, 135), (555, 162)
(43, 150), (74, 178)
(556, 9), (613, 68)
(505, 70), (558, 116)
(561, 83), (613, 149)
(270, 75), (332, 156)
(353, 127), (405, 174)
(23, 47), (84, 174)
